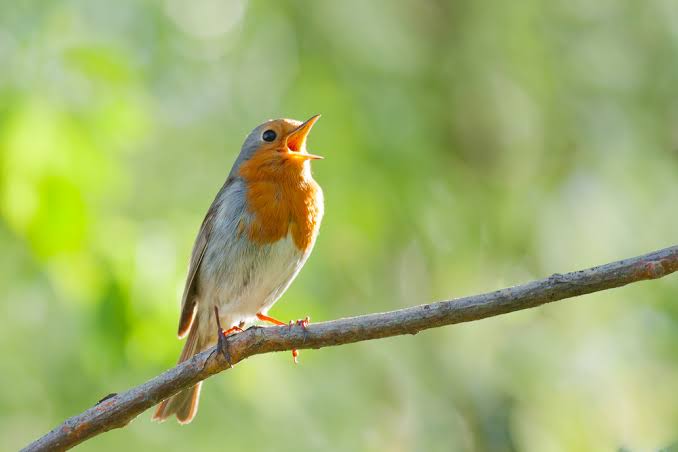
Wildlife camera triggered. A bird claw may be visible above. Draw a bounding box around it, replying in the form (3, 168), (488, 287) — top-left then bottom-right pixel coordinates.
(217, 329), (233, 367)
(216, 325), (244, 366)
(288, 316), (310, 329)
(289, 316), (310, 364)
(214, 306), (243, 367)
(255, 312), (311, 364)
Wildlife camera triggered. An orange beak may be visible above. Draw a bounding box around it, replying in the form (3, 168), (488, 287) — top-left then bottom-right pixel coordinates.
(285, 114), (323, 160)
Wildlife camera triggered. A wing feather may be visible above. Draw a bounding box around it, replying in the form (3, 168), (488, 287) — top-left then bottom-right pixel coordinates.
(176, 179), (231, 338)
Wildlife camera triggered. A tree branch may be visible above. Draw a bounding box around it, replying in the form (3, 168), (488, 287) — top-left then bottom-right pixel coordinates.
(23, 246), (678, 451)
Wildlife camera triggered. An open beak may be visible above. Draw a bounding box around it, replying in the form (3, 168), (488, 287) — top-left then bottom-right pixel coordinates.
(285, 114), (323, 160)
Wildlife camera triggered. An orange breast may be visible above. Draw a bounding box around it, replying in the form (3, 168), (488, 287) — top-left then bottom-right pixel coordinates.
(238, 153), (322, 251)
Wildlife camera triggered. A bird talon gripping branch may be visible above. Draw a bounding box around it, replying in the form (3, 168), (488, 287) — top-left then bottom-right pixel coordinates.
(258, 313), (311, 364)
(291, 316), (311, 364)
(216, 331), (233, 367)
(213, 306), (244, 366)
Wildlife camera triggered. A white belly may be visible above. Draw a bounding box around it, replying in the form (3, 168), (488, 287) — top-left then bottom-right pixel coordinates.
(224, 234), (305, 320)
(197, 232), (310, 334)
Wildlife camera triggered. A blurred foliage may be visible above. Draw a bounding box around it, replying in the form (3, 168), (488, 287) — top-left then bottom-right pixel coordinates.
(0, 0), (677, 450)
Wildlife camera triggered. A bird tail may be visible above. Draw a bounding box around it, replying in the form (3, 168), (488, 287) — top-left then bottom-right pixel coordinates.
(152, 316), (204, 424)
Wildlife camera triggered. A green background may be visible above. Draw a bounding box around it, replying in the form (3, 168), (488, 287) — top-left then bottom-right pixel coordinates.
(1, 0), (677, 451)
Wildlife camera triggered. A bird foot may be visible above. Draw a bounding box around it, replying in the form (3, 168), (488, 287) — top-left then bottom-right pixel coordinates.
(256, 313), (311, 364)
(289, 316), (310, 364)
(214, 306), (243, 367)
(216, 330), (232, 366)
(289, 316), (310, 329)
(216, 325), (243, 366)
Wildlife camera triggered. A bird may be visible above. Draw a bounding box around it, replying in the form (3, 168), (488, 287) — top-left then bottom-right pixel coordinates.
(152, 115), (324, 424)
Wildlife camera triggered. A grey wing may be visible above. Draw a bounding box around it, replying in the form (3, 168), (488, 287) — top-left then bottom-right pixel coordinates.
(176, 180), (230, 338)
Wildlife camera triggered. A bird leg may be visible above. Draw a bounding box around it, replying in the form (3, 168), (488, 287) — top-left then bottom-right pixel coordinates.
(214, 306), (244, 366)
(256, 313), (310, 364)
(255, 313), (286, 326)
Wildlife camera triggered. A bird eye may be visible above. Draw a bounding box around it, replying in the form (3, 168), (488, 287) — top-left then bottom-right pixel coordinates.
(262, 129), (277, 142)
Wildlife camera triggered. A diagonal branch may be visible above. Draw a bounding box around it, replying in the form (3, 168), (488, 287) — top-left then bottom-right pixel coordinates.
(22, 246), (678, 451)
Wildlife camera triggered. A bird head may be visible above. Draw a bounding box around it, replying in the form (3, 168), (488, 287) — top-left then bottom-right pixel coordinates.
(232, 115), (322, 179)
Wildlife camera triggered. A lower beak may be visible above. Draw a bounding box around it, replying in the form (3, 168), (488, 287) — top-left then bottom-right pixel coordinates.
(286, 114), (323, 160)
(292, 152), (324, 161)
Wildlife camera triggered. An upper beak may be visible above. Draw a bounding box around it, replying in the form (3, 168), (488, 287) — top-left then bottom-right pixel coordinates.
(285, 114), (323, 160)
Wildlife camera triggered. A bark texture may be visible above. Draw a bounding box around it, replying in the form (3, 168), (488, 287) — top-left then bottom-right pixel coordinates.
(22, 245), (678, 451)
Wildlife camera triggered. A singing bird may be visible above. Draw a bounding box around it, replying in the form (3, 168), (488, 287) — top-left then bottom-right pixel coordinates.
(152, 115), (324, 424)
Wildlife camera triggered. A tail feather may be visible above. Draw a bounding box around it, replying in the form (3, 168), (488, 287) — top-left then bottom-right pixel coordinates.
(153, 382), (202, 424)
(152, 316), (204, 424)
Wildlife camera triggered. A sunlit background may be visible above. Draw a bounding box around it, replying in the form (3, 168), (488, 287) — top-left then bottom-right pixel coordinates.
(1, 0), (677, 450)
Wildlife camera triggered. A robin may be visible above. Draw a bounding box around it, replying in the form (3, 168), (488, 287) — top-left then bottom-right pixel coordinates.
(152, 115), (324, 424)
